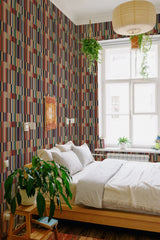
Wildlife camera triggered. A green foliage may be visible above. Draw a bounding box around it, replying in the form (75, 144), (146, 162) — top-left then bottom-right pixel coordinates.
(37, 191), (46, 218)
(118, 137), (129, 144)
(4, 156), (72, 221)
(139, 35), (152, 79)
(81, 38), (102, 73)
(130, 34), (152, 79)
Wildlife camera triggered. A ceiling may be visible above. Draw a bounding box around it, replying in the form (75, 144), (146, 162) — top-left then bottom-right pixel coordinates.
(50, 0), (160, 25)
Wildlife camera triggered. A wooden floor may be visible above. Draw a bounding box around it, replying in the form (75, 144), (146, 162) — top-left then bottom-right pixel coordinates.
(58, 219), (160, 240)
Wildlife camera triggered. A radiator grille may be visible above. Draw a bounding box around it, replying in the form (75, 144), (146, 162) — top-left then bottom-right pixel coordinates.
(107, 153), (149, 162)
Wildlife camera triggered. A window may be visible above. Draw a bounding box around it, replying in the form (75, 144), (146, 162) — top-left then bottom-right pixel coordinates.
(98, 37), (160, 148)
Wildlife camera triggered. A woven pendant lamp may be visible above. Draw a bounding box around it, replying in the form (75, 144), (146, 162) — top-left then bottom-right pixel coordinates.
(112, 0), (156, 36)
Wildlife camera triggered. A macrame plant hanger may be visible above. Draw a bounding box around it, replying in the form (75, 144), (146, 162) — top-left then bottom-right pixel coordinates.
(89, 20), (92, 38)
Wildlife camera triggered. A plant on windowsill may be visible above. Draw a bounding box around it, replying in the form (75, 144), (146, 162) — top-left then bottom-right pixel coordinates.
(118, 137), (129, 150)
(4, 156), (72, 221)
(130, 34), (152, 79)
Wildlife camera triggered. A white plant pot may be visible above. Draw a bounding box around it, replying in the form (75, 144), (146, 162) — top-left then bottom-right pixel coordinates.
(119, 143), (127, 150)
(19, 189), (36, 206)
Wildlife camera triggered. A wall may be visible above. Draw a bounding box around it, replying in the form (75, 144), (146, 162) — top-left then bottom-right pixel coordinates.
(0, 0), (79, 236)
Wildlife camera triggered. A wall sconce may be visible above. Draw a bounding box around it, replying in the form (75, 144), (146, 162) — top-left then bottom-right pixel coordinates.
(24, 122), (29, 131)
(4, 159), (9, 169)
(23, 122), (36, 131)
(66, 118), (75, 125)
(30, 122), (36, 130)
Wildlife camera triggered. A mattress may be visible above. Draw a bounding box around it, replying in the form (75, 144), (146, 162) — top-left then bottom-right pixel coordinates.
(70, 159), (160, 215)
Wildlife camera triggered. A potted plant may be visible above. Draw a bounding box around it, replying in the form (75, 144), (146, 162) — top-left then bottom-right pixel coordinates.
(130, 34), (143, 49)
(130, 34), (152, 79)
(4, 156), (72, 221)
(118, 137), (129, 149)
(81, 38), (102, 73)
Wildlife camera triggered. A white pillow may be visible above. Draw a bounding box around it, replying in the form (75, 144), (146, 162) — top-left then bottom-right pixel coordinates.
(52, 151), (83, 175)
(37, 147), (61, 161)
(72, 143), (94, 167)
(56, 141), (74, 152)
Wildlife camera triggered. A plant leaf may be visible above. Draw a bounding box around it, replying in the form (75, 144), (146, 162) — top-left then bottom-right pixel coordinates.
(60, 192), (72, 210)
(48, 199), (55, 222)
(16, 191), (22, 205)
(49, 181), (55, 196)
(26, 176), (34, 197)
(11, 197), (16, 214)
(4, 175), (13, 192)
(37, 191), (45, 218)
(4, 190), (12, 204)
(32, 156), (41, 168)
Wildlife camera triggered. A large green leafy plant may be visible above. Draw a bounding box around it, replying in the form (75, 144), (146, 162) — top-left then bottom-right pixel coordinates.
(4, 156), (72, 221)
(81, 38), (102, 73)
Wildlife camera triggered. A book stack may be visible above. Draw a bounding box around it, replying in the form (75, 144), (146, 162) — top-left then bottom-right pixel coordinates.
(32, 217), (58, 230)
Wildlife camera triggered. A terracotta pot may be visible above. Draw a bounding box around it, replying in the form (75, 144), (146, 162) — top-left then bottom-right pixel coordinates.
(131, 36), (139, 49)
(19, 189), (36, 206)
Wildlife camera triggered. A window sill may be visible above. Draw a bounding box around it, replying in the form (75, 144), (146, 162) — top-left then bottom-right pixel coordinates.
(95, 147), (160, 154)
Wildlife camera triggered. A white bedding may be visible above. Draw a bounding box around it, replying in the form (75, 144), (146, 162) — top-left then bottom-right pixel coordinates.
(75, 159), (125, 208)
(72, 159), (160, 214)
(104, 161), (160, 214)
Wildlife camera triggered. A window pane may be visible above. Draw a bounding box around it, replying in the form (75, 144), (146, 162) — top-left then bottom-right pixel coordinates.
(133, 115), (157, 146)
(135, 45), (158, 78)
(134, 83), (156, 113)
(105, 83), (129, 114)
(105, 115), (129, 145)
(105, 47), (130, 80)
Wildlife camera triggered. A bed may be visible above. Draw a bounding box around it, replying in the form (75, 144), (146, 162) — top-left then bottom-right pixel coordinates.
(25, 143), (160, 233)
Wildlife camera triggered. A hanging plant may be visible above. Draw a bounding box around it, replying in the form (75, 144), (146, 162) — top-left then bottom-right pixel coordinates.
(139, 35), (152, 79)
(130, 34), (152, 79)
(130, 34), (143, 49)
(81, 20), (102, 73)
(81, 38), (102, 73)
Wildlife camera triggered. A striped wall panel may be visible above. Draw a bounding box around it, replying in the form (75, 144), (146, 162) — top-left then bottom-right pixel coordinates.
(0, 0), (79, 236)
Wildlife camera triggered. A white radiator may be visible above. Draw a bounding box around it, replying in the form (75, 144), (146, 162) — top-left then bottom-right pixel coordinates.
(107, 153), (149, 162)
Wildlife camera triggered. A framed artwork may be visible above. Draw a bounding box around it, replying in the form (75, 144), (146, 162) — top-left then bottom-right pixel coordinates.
(45, 96), (57, 131)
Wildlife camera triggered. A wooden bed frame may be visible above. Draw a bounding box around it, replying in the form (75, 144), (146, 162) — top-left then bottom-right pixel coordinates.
(53, 204), (160, 233)
(25, 163), (160, 233)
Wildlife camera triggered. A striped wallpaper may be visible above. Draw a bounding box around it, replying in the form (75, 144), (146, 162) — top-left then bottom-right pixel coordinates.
(0, 0), (160, 237)
(0, 0), (79, 236)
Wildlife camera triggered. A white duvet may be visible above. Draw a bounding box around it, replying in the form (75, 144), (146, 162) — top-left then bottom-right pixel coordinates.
(74, 159), (160, 214)
(75, 159), (125, 208)
(104, 161), (160, 213)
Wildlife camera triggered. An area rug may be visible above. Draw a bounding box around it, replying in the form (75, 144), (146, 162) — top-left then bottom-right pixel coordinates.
(49, 232), (103, 240)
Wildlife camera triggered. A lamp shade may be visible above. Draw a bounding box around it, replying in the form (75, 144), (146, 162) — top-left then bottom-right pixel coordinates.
(112, 0), (156, 36)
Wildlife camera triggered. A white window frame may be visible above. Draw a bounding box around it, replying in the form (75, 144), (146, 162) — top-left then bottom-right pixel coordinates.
(98, 36), (160, 148)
